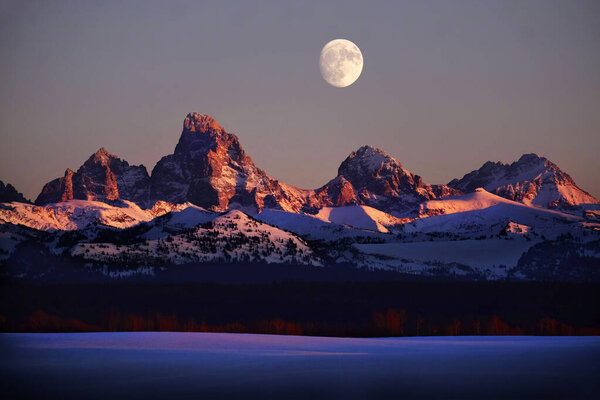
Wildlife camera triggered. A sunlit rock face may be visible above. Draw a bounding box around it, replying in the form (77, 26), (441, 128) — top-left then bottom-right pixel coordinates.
(35, 148), (150, 205)
(150, 113), (310, 213)
(448, 153), (599, 211)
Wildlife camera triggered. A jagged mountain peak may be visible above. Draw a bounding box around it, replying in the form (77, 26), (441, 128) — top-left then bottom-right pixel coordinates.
(30, 113), (598, 219)
(35, 149), (150, 206)
(173, 113), (246, 159)
(151, 113), (309, 212)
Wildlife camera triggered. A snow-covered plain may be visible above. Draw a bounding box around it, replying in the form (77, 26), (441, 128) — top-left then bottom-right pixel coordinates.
(1, 333), (598, 399)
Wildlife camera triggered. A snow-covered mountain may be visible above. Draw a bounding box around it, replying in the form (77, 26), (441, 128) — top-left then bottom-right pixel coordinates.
(448, 154), (599, 212)
(33, 114), (599, 220)
(351, 189), (597, 280)
(1, 187), (598, 281)
(406, 188), (582, 235)
(35, 148), (150, 206)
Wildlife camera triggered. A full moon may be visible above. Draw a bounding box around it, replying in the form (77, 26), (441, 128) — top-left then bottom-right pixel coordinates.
(319, 39), (363, 88)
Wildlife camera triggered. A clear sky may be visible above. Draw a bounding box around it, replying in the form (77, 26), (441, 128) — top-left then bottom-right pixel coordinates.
(1, 0), (599, 200)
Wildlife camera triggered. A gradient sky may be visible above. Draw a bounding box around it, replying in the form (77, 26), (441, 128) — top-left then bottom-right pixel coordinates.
(1, 0), (599, 200)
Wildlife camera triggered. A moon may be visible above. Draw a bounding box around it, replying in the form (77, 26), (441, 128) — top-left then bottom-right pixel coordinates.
(319, 39), (363, 88)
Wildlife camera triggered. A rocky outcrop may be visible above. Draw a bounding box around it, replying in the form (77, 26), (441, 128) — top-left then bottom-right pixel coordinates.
(448, 153), (599, 211)
(37, 113), (599, 218)
(35, 148), (150, 205)
(0, 180), (30, 203)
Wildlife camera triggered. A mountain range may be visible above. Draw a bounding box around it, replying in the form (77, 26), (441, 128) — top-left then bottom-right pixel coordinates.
(27, 113), (598, 215)
(1, 113), (599, 282)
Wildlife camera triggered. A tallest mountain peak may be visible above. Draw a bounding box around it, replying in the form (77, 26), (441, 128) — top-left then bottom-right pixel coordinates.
(183, 113), (222, 133)
(151, 112), (310, 212)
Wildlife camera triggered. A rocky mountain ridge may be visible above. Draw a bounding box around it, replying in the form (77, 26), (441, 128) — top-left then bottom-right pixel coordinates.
(30, 113), (598, 216)
(448, 154), (598, 211)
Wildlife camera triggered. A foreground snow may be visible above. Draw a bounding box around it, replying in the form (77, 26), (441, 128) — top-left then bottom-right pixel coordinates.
(1, 333), (598, 400)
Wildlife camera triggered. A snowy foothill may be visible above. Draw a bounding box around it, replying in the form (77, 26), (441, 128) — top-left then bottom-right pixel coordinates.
(0, 199), (193, 231)
(71, 209), (322, 267)
(1, 183), (599, 280)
